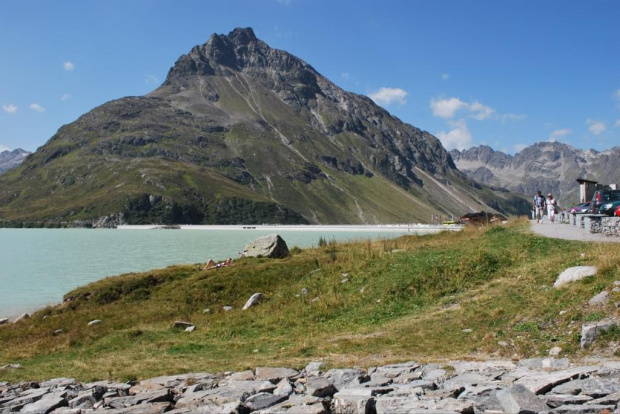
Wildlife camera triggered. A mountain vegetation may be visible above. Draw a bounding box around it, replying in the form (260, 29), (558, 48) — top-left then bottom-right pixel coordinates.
(0, 28), (528, 226)
(1, 219), (618, 382)
(451, 143), (620, 206)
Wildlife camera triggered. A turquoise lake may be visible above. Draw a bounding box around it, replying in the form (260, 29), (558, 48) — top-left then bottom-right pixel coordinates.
(0, 225), (454, 318)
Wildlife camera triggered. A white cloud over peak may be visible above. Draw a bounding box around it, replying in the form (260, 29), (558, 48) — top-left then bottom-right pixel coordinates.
(549, 128), (571, 142)
(63, 61), (75, 71)
(30, 103), (46, 113)
(430, 97), (468, 118)
(435, 119), (472, 150)
(2, 104), (18, 114)
(469, 101), (495, 120)
(586, 118), (606, 135)
(430, 97), (498, 121)
(368, 87), (408, 106)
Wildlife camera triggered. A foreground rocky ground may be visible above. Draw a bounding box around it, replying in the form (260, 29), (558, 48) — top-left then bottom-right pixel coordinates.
(2, 357), (620, 413)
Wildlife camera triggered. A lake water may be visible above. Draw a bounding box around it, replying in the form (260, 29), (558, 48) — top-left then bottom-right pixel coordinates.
(0, 225), (457, 319)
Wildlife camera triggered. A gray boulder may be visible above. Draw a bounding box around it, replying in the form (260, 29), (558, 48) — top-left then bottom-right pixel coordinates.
(496, 384), (548, 413)
(242, 234), (289, 258)
(580, 319), (617, 348)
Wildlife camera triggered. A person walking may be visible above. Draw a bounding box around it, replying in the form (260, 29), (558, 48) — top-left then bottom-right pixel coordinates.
(533, 190), (546, 224)
(547, 193), (558, 223)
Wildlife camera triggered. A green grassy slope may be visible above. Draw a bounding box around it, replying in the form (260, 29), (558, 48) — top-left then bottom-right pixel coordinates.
(1, 219), (618, 382)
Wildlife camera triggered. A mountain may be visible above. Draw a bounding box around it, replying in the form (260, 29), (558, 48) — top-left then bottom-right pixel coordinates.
(0, 28), (529, 226)
(450, 142), (620, 205)
(0, 149), (30, 174)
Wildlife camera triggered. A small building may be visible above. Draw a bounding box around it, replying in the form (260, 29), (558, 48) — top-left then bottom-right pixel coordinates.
(576, 178), (598, 203)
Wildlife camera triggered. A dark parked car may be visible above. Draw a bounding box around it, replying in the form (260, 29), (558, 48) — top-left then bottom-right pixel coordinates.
(591, 189), (620, 213)
(567, 202), (591, 213)
(599, 200), (620, 216)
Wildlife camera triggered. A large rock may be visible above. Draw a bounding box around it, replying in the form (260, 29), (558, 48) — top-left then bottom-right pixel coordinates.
(553, 266), (597, 288)
(242, 234), (289, 259)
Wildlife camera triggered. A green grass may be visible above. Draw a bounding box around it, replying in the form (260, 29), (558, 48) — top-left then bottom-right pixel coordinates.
(1, 218), (619, 382)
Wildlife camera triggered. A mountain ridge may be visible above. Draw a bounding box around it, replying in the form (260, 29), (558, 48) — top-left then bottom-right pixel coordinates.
(0, 148), (30, 174)
(0, 28), (528, 226)
(450, 142), (620, 204)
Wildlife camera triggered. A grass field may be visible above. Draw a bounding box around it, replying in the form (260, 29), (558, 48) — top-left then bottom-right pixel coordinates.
(1, 218), (619, 382)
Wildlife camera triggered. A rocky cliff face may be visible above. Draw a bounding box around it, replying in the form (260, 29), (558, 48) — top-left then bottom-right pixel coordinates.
(450, 142), (620, 204)
(0, 28), (528, 225)
(0, 149), (30, 174)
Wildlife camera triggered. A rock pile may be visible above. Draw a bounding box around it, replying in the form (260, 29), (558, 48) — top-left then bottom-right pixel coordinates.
(2, 358), (620, 413)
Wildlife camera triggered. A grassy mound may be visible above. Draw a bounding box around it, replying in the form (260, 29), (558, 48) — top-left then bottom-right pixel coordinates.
(1, 219), (619, 382)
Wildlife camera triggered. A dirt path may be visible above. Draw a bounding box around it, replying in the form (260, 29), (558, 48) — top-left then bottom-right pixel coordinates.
(529, 219), (620, 243)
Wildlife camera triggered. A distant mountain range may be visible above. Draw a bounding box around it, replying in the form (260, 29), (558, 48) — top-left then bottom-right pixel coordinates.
(0, 149), (30, 174)
(450, 142), (620, 205)
(0, 28), (528, 226)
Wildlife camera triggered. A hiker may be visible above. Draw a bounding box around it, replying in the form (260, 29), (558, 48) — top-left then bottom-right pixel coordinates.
(547, 193), (558, 223)
(533, 190), (546, 224)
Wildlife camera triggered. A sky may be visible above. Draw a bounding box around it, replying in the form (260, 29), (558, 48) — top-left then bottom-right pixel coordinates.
(1, 0), (619, 155)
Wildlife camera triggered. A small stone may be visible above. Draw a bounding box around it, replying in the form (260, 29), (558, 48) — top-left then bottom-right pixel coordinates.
(87, 319), (101, 326)
(588, 291), (609, 307)
(462, 328), (472, 333)
(243, 293), (264, 310)
(54, 329), (64, 335)
(222, 306), (233, 311)
(173, 321), (193, 329)
(0, 364), (21, 370)
(498, 341), (508, 347)
(341, 278), (349, 284)
(301, 288), (308, 295)
(549, 346), (562, 356)
(311, 297), (319, 302)
(14, 313), (30, 323)
(185, 326), (195, 332)
(559, 310), (568, 315)
(0, 318), (9, 325)
(203, 308), (211, 313)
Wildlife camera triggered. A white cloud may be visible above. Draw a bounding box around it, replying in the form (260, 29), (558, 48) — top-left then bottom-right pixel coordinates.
(430, 97), (467, 118)
(341, 72), (350, 79)
(430, 97), (497, 120)
(63, 61), (74, 71)
(60, 93), (71, 101)
(587, 118), (606, 135)
(549, 128), (571, 142)
(30, 103), (46, 113)
(368, 87), (408, 106)
(435, 119), (472, 150)
(501, 113), (526, 123)
(614, 89), (620, 100)
(513, 143), (527, 153)
(145, 75), (159, 85)
(615, 119), (620, 128)
(2, 104), (18, 114)
(469, 101), (495, 120)
(0, 144), (10, 152)
(441, 73), (449, 81)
